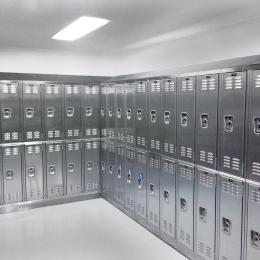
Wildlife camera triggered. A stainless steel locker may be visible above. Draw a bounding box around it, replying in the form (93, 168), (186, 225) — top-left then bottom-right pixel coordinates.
(46, 142), (63, 198)
(116, 144), (125, 205)
(148, 80), (161, 153)
(65, 141), (82, 195)
(218, 176), (244, 260)
(0, 81), (21, 143)
(196, 75), (219, 169)
(107, 142), (116, 199)
(100, 85), (107, 138)
(195, 169), (216, 260)
(22, 81), (43, 141)
(160, 158), (176, 238)
(147, 153), (160, 228)
(44, 84), (63, 140)
(24, 144), (44, 201)
(107, 84), (116, 141)
(2, 146), (22, 204)
(100, 141), (108, 195)
(125, 147), (135, 211)
(176, 163), (194, 251)
(83, 85), (100, 138)
(135, 81), (148, 150)
(84, 141), (100, 193)
(64, 84), (82, 139)
(246, 183), (260, 260)
(125, 83), (135, 147)
(134, 151), (147, 220)
(161, 79), (177, 158)
(218, 72), (246, 177)
(116, 84), (125, 143)
(177, 77), (196, 163)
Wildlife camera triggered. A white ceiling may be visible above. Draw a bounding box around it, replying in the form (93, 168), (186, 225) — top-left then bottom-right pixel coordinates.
(1, 0), (260, 55)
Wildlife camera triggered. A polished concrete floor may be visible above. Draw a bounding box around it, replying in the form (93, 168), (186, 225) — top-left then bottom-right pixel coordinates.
(0, 198), (187, 260)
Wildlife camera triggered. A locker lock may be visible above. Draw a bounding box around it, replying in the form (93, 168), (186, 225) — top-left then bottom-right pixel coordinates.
(137, 109), (142, 120)
(101, 161), (105, 171)
(222, 217), (232, 234)
(149, 183), (155, 194)
(163, 190), (169, 201)
(126, 108), (132, 120)
(180, 112), (188, 127)
(100, 107), (105, 117)
(150, 110), (157, 123)
(68, 163), (75, 173)
(127, 168), (132, 183)
(85, 107), (92, 117)
(49, 165), (56, 175)
(67, 107), (74, 117)
(27, 167), (36, 178)
(253, 117), (260, 134)
(199, 206), (207, 222)
(117, 108), (122, 119)
(47, 107), (55, 118)
(108, 108), (113, 118)
(25, 107), (34, 118)
(117, 164), (122, 179)
(251, 230), (260, 248)
(164, 111), (170, 124)
(3, 108), (12, 119)
(87, 161), (93, 170)
(137, 172), (144, 189)
(224, 115), (234, 132)
(200, 114), (208, 128)
(5, 170), (14, 180)
(109, 165), (113, 174)
(180, 197), (187, 212)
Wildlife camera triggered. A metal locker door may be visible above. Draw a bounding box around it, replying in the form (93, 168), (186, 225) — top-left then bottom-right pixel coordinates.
(161, 79), (177, 158)
(107, 84), (116, 141)
(84, 141), (100, 193)
(44, 84), (63, 140)
(116, 144), (125, 205)
(125, 83), (135, 147)
(46, 142), (63, 198)
(147, 154), (160, 228)
(196, 75), (219, 169)
(125, 147), (135, 211)
(246, 183), (260, 260)
(195, 169), (216, 260)
(83, 85), (100, 138)
(218, 176), (244, 260)
(160, 158), (176, 238)
(24, 144), (44, 201)
(135, 81), (148, 150)
(116, 84), (125, 143)
(22, 81), (43, 141)
(0, 81), (21, 143)
(64, 84), (82, 139)
(100, 141), (108, 195)
(177, 77), (196, 163)
(2, 146), (22, 204)
(218, 72), (246, 177)
(134, 151), (147, 220)
(107, 142), (116, 199)
(176, 163), (194, 251)
(100, 85), (107, 138)
(66, 141), (82, 195)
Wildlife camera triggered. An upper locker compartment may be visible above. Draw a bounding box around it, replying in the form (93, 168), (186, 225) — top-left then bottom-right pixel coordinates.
(0, 81), (21, 143)
(195, 74), (219, 169)
(115, 84), (125, 143)
(218, 71), (246, 177)
(106, 84), (116, 141)
(100, 84), (107, 138)
(64, 84), (82, 139)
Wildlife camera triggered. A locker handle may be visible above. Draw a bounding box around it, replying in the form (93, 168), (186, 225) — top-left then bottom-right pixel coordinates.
(164, 111), (170, 124)
(199, 206), (207, 222)
(149, 183), (155, 194)
(200, 113), (208, 128)
(150, 110), (157, 123)
(163, 190), (169, 201)
(25, 107), (34, 119)
(5, 170), (14, 180)
(68, 163), (75, 173)
(28, 167), (36, 178)
(3, 108), (12, 119)
(87, 161), (93, 170)
(224, 115), (234, 132)
(100, 107), (105, 117)
(85, 107), (92, 117)
(47, 107), (55, 118)
(117, 108), (122, 119)
(101, 162), (105, 171)
(117, 164), (122, 179)
(253, 117), (260, 134)
(222, 217), (232, 234)
(137, 109), (142, 120)
(67, 107), (74, 117)
(137, 172), (144, 189)
(126, 108), (132, 120)
(127, 168), (132, 183)
(180, 197), (187, 212)
(251, 230), (260, 248)
(49, 165), (56, 175)
(109, 165), (113, 174)
(108, 108), (113, 118)
(180, 112), (188, 127)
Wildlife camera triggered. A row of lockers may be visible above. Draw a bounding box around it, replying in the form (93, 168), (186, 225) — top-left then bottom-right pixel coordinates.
(101, 141), (259, 260)
(0, 140), (100, 205)
(101, 70), (260, 182)
(0, 81), (100, 143)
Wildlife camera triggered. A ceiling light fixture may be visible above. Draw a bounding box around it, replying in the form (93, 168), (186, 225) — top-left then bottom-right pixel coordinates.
(52, 16), (110, 41)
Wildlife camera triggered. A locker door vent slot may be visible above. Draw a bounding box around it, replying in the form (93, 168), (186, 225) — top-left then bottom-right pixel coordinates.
(250, 189), (260, 203)
(253, 117), (260, 134)
(222, 217), (232, 234)
(224, 115), (234, 132)
(251, 230), (260, 249)
(3, 108), (12, 119)
(180, 197), (187, 212)
(252, 162), (260, 176)
(199, 206), (207, 223)
(200, 113), (208, 128)
(164, 111), (170, 124)
(199, 173), (213, 188)
(164, 80), (175, 92)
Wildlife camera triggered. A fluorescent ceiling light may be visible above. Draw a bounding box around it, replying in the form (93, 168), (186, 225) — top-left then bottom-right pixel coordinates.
(52, 16), (110, 41)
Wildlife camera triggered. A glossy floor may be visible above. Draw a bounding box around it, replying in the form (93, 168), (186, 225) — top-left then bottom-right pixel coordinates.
(0, 198), (187, 260)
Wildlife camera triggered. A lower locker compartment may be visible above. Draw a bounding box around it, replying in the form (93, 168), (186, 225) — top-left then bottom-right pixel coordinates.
(116, 145), (125, 205)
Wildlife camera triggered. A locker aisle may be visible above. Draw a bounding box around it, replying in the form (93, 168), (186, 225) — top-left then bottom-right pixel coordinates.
(0, 198), (187, 260)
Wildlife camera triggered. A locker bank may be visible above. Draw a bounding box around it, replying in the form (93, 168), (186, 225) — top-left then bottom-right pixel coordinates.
(0, 1), (260, 260)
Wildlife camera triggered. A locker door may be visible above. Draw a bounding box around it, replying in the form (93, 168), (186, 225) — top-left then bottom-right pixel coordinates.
(125, 147), (135, 211)
(2, 146), (22, 204)
(218, 176), (244, 260)
(84, 141), (100, 193)
(100, 85), (107, 138)
(177, 77), (196, 163)
(177, 163), (194, 250)
(0, 81), (21, 143)
(22, 82), (43, 141)
(64, 84), (82, 139)
(135, 81), (148, 149)
(218, 72), (246, 177)
(46, 143), (63, 198)
(135, 151), (147, 220)
(66, 141), (82, 195)
(148, 80), (161, 153)
(100, 141), (108, 195)
(196, 75), (219, 169)
(246, 184), (260, 260)
(195, 169), (216, 260)
(83, 85), (100, 138)
(125, 83), (135, 147)
(147, 154), (160, 228)
(25, 144), (44, 201)
(107, 142), (116, 199)
(116, 145), (125, 205)
(116, 84), (125, 143)
(107, 85), (116, 141)
(160, 158), (176, 238)
(161, 79), (177, 158)
(44, 84), (63, 140)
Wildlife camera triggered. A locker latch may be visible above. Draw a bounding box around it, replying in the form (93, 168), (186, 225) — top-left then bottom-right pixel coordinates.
(199, 207), (207, 222)
(150, 183), (155, 194)
(100, 107), (105, 117)
(47, 107), (55, 118)
(5, 170), (14, 180)
(117, 108), (122, 119)
(126, 109), (132, 120)
(251, 230), (260, 248)
(200, 114), (208, 128)
(224, 115), (233, 132)
(137, 172), (144, 189)
(108, 108), (113, 118)
(253, 117), (260, 134)
(180, 112), (188, 127)
(85, 107), (92, 117)
(180, 197), (187, 212)
(28, 167), (36, 178)
(49, 165), (56, 175)
(117, 164), (122, 179)
(164, 111), (170, 124)
(137, 109), (142, 120)
(222, 217), (232, 234)
(150, 110), (157, 123)
(3, 108), (12, 119)
(87, 161), (93, 170)
(67, 107), (74, 117)
(25, 107), (34, 118)
(127, 168), (132, 183)
(68, 163), (75, 173)
(164, 190), (169, 201)
(101, 161), (105, 171)
(109, 165), (113, 174)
